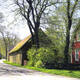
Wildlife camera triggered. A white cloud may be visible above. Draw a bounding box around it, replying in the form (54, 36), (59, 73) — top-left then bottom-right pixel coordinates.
(0, 0), (30, 39)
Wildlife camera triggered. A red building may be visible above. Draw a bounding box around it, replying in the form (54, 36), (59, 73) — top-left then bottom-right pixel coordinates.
(71, 33), (80, 64)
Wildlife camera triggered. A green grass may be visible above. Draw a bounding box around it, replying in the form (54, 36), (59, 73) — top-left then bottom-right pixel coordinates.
(4, 61), (80, 78)
(3, 61), (21, 67)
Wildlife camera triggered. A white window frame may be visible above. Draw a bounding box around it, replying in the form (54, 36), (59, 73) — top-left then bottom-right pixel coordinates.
(75, 49), (79, 61)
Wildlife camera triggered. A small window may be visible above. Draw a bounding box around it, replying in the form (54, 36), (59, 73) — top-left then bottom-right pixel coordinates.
(75, 49), (79, 61)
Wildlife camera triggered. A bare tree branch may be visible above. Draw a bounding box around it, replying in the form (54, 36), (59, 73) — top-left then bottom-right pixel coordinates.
(71, 0), (78, 18)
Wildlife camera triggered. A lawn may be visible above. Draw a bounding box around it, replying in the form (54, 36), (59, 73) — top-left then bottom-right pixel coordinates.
(4, 61), (80, 78)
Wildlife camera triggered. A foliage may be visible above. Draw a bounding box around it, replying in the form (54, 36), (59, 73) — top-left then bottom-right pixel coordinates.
(46, 0), (80, 64)
(34, 60), (44, 68)
(36, 48), (54, 64)
(70, 20), (80, 48)
(0, 39), (6, 56)
(27, 47), (64, 68)
(46, 15), (65, 65)
(27, 48), (37, 66)
(46, 9), (66, 52)
(14, 0), (60, 48)
(0, 31), (20, 59)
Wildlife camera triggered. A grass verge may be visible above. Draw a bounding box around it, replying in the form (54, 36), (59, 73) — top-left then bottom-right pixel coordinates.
(4, 61), (80, 78)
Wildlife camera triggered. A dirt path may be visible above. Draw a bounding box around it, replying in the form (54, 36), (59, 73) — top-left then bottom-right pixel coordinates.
(0, 60), (80, 80)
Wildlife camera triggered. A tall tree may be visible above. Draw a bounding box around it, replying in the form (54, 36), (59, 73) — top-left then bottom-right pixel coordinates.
(64, 0), (79, 64)
(6, 32), (20, 52)
(0, 25), (8, 59)
(14, 0), (59, 48)
(0, 25), (20, 60)
(46, 0), (80, 64)
(70, 20), (80, 50)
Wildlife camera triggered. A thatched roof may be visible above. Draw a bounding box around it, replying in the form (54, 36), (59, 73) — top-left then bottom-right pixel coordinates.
(9, 29), (52, 54)
(9, 35), (31, 54)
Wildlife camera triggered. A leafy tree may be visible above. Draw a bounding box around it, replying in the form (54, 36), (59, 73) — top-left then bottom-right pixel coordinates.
(70, 20), (80, 50)
(0, 25), (20, 59)
(0, 25), (8, 59)
(64, 0), (79, 64)
(46, 0), (80, 64)
(46, 15), (65, 46)
(48, 0), (80, 64)
(0, 12), (20, 59)
(5, 32), (20, 52)
(46, 15), (65, 64)
(0, 38), (6, 57)
(14, 0), (60, 48)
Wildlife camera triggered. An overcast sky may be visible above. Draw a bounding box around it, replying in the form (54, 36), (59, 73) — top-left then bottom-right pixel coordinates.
(0, 0), (30, 39)
(0, 0), (80, 39)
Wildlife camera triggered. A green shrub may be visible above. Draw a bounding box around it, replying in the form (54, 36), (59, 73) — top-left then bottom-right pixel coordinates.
(27, 47), (64, 68)
(27, 48), (37, 66)
(36, 48), (55, 64)
(27, 47), (55, 67)
(34, 60), (44, 68)
(27, 61), (34, 66)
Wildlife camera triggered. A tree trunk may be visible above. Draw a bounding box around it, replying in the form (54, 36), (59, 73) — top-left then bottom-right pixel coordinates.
(3, 37), (8, 60)
(35, 28), (39, 49)
(5, 47), (7, 60)
(27, 22), (35, 44)
(64, 20), (72, 64)
(64, 31), (70, 64)
(21, 51), (25, 66)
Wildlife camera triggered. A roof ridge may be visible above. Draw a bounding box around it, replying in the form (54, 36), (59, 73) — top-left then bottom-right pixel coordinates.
(9, 35), (32, 54)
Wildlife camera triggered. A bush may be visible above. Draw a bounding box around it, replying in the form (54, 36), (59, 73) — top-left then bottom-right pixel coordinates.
(34, 60), (44, 68)
(36, 48), (55, 65)
(27, 48), (37, 66)
(27, 47), (64, 68)
(27, 47), (54, 67)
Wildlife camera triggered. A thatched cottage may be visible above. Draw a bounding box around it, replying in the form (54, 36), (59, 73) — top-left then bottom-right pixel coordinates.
(8, 29), (51, 66)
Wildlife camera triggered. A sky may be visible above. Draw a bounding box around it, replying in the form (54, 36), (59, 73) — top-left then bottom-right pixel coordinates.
(0, 0), (80, 39)
(0, 0), (30, 39)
